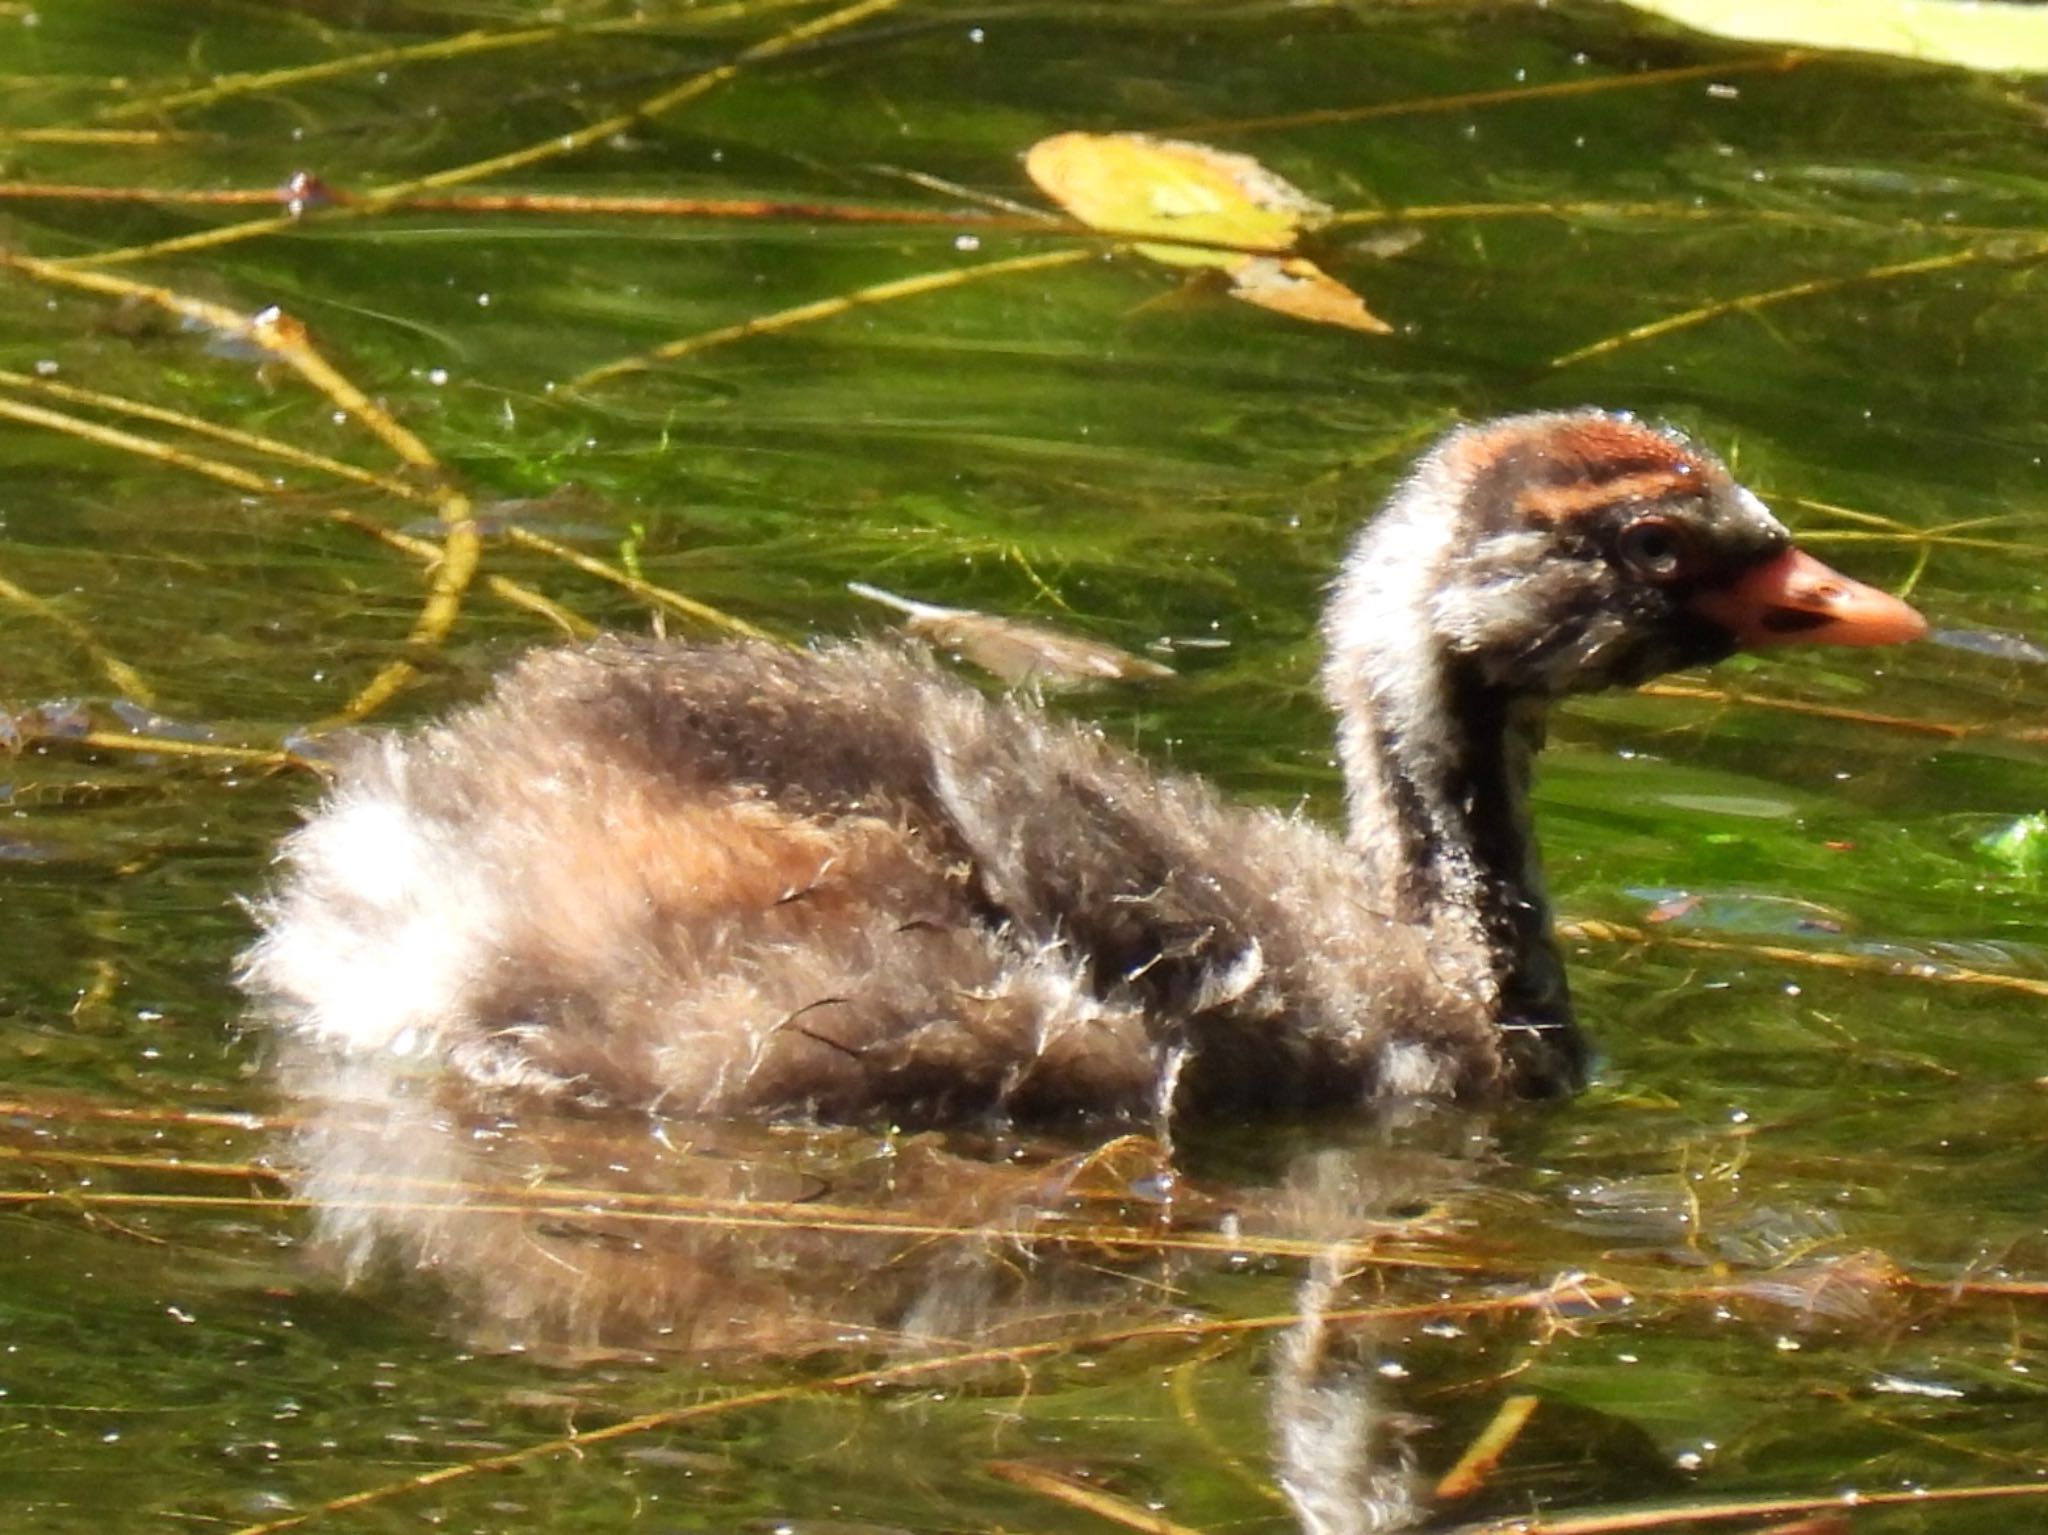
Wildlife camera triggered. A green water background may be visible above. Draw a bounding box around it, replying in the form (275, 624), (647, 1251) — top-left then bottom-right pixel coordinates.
(3, 2), (2047, 1529)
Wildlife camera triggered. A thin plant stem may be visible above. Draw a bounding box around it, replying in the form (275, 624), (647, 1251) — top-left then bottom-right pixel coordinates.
(570, 245), (1095, 388)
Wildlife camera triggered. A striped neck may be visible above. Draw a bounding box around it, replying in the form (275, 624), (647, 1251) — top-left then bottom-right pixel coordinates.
(1331, 641), (1579, 1086)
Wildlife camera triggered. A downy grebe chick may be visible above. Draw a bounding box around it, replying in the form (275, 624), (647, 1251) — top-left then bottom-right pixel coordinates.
(241, 411), (1925, 1126)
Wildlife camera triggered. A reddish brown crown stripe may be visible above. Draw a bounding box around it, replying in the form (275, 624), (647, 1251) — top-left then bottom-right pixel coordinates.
(1515, 468), (1697, 524)
(1546, 414), (1705, 467)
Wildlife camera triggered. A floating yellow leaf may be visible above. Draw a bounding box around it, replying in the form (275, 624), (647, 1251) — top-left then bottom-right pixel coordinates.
(1621, 0), (2048, 73)
(1023, 131), (1390, 334)
(1024, 131), (1319, 267)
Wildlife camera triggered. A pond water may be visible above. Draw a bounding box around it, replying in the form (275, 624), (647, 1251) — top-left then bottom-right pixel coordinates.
(3, 2), (2048, 1531)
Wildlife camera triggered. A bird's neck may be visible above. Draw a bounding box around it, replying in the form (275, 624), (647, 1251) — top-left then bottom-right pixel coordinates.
(1333, 647), (1572, 1052)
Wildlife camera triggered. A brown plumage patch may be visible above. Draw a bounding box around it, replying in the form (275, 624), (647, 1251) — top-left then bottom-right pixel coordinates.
(566, 780), (874, 920)
(1515, 467), (1700, 525)
(1443, 412), (1715, 526)
(1544, 413), (1709, 479)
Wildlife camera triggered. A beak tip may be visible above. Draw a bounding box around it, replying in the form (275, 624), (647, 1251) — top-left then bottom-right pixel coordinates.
(1882, 604), (1931, 647)
(1818, 576), (1928, 648)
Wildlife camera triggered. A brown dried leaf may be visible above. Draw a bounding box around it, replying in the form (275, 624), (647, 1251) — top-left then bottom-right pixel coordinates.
(1227, 254), (1391, 334)
(848, 582), (1174, 688)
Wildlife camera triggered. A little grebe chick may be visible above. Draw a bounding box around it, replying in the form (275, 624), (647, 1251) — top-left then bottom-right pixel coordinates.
(242, 411), (1924, 1126)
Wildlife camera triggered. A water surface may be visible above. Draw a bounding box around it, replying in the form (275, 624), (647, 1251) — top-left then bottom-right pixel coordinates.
(2, 3), (2047, 1531)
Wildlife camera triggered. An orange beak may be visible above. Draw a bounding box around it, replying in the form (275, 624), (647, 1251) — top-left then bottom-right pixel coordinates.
(1688, 547), (1927, 649)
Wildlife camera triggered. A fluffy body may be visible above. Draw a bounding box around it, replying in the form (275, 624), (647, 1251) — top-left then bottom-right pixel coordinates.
(244, 639), (1513, 1126)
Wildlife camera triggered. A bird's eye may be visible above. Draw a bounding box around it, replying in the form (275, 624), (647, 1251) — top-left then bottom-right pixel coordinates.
(1617, 516), (1689, 582)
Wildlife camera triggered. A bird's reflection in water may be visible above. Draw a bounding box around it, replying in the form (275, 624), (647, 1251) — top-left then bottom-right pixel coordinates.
(280, 1044), (1503, 1530)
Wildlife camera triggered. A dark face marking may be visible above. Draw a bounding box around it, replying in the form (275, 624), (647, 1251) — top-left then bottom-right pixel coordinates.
(1759, 607), (1835, 637)
(1517, 468), (1702, 526)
